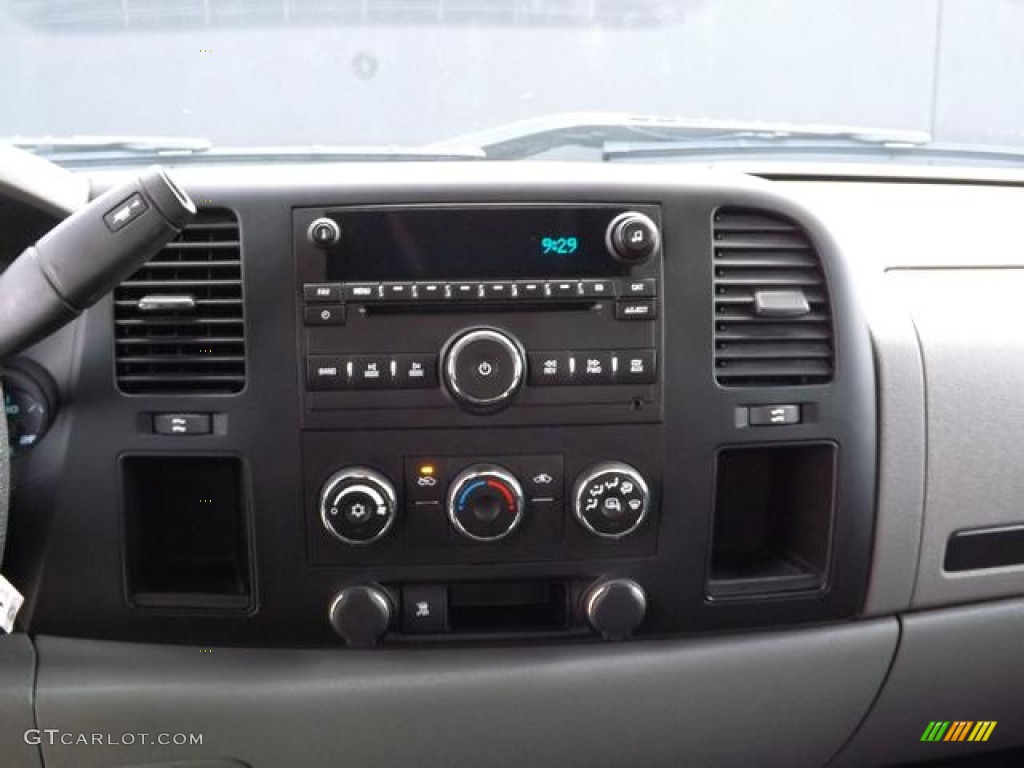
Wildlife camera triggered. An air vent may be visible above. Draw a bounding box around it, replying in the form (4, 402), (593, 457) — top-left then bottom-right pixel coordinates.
(114, 208), (245, 394)
(713, 208), (833, 386)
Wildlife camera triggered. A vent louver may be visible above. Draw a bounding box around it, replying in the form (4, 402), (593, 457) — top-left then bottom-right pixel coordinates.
(713, 208), (834, 386)
(114, 208), (245, 394)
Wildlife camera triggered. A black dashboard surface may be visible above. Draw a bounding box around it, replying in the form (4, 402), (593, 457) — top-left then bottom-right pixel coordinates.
(4, 164), (876, 648)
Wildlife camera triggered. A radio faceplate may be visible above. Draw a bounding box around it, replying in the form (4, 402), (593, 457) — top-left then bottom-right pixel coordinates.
(295, 204), (664, 430)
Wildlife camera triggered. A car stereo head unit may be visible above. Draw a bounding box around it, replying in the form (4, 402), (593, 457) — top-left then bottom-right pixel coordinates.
(320, 206), (651, 281)
(294, 203), (664, 430)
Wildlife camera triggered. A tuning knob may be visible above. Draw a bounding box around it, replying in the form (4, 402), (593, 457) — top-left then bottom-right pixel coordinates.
(606, 211), (659, 264)
(319, 467), (398, 545)
(447, 463), (525, 542)
(443, 328), (525, 412)
(328, 585), (393, 647)
(583, 578), (647, 640)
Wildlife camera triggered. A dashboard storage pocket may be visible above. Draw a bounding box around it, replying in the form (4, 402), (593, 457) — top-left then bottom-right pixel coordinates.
(122, 456), (252, 611)
(708, 444), (836, 599)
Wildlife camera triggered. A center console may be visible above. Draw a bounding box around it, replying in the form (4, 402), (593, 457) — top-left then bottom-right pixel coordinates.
(285, 187), (874, 646)
(294, 203), (667, 643)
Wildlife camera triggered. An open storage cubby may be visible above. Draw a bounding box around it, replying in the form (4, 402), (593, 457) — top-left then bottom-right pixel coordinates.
(122, 456), (252, 611)
(707, 443), (836, 599)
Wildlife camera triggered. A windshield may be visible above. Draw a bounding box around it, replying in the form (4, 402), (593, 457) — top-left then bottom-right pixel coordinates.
(2, 0), (1021, 165)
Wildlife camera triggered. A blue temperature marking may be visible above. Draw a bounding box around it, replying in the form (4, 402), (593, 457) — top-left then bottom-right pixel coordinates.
(457, 479), (487, 510)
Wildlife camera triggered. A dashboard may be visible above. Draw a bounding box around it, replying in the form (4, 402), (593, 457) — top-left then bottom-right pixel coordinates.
(2, 162), (1024, 768)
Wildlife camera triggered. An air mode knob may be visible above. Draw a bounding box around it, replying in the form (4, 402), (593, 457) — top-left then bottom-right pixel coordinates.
(573, 462), (651, 539)
(583, 578), (648, 640)
(606, 211), (659, 264)
(328, 585), (392, 647)
(447, 463), (526, 542)
(319, 467), (398, 545)
(443, 328), (526, 412)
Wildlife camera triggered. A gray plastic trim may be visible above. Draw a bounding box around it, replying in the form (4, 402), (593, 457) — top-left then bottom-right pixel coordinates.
(34, 620), (896, 768)
(0, 146), (88, 217)
(0, 634), (41, 768)
(861, 276), (927, 615)
(892, 270), (1024, 608)
(832, 597), (1024, 766)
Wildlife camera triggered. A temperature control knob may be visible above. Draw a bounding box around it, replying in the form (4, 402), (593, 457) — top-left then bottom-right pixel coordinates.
(328, 585), (392, 647)
(573, 462), (650, 539)
(443, 328), (525, 412)
(583, 578), (648, 640)
(606, 211), (659, 264)
(319, 467), (398, 545)
(447, 463), (525, 542)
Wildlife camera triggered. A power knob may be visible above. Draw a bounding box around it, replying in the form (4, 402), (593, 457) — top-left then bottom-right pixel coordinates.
(583, 578), (648, 640)
(443, 328), (526, 413)
(328, 585), (392, 647)
(307, 217), (341, 247)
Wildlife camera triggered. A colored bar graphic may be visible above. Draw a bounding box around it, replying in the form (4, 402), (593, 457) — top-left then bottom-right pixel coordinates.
(944, 721), (973, 741)
(922, 720), (996, 742)
(921, 721), (950, 741)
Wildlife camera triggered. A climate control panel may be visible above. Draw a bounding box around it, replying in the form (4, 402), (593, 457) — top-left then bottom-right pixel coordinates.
(310, 454), (657, 564)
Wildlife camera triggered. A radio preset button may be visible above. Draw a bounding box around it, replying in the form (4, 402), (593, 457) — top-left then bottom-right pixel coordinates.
(416, 282), (448, 301)
(482, 282), (516, 300)
(581, 279), (615, 298)
(343, 282), (381, 302)
(615, 299), (657, 321)
(548, 280), (581, 298)
(303, 282), (343, 302)
(382, 282), (417, 301)
(450, 282), (482, 300)
(304, 304), (346, 326)
(516, 280), (547, 300)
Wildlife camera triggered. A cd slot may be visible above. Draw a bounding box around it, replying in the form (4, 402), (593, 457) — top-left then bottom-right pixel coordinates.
(364, 300), (600, 316)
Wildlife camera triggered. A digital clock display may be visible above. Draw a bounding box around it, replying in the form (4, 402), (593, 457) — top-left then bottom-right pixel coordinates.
(540, 236), (579, 256)
(326, 206), (636, 280)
